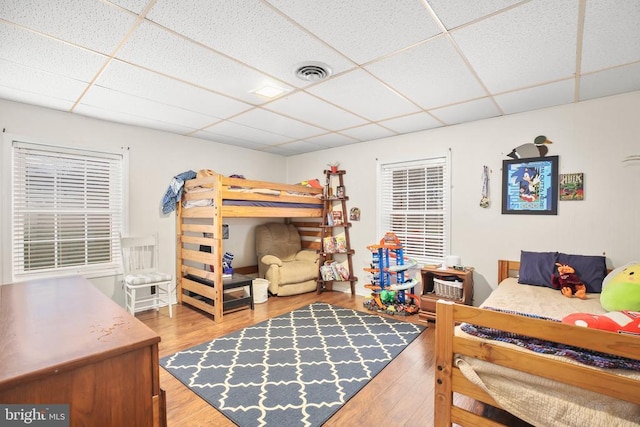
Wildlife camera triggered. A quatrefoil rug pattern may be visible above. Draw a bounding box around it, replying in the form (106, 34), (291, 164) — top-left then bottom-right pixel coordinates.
(161, 302), (425, 427)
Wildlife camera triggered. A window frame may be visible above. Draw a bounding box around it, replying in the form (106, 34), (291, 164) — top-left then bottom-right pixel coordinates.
(377, 153), (451, 266)
(2, 134), (128, 282)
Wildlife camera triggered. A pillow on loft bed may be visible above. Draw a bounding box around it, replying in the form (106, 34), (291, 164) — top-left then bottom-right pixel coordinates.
(557, 252), (607, 293)
(518, 251), (558, 287)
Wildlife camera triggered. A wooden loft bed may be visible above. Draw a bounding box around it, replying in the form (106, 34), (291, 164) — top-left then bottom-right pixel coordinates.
(434, 259), (640, 426)
(176, 172), (323, 322)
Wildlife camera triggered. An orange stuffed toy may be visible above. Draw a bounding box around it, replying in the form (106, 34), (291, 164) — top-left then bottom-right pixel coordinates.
(551, 263), (587, 299)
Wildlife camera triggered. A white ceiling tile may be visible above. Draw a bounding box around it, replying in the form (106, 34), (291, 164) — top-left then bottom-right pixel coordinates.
(230, 109), (325, 140)
(0, 0), (136, 53)
(581, 0), (640, 73)
(580, 63), (640, 102)
(427, 0), (525, 29)
(96, 61), (252, 119)
(495, 79), (575, 114)
(75, 103), (198, 135)
(106, 0), (150, 14)
(145, 0), (355, 86)
(308, 69), (420, 121)
(379, 112), (443, 134)
(191, 129), (270, 150)
(265, 92), (367, 130)
(452, 0), (579, 93)
(266, 0), (441, 64)
(272, 140), (326, 155)
(430, 98), (501, 125)
(0, 86), (74, 111)
(340, 124), (396, 142)
(0, 22), (106, 81)
(0, 59), (88, 103)
(366, 36), (486, 109)
(80, 86), (221, 129)
(203, 120), (294, 145)
(303, 133), (359, 148)
(117, 21), (293, 105)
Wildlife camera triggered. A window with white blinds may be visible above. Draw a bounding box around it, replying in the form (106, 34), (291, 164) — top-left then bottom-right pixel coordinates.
(379, 156), (450, 265)
(11, 141), (124, 279)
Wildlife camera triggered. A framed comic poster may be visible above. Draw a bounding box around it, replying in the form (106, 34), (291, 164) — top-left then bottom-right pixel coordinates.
(559, 173), (584, 200)
(502, 155), (558, 215)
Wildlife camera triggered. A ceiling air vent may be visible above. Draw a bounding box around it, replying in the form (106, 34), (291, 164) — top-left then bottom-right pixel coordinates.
(295, 62), (332, 82)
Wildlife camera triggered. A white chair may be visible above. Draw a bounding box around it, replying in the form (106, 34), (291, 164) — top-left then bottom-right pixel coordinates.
(120, 233), (173, 317)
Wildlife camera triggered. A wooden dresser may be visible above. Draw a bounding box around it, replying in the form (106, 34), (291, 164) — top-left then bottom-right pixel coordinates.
(0, 276), (166, 427)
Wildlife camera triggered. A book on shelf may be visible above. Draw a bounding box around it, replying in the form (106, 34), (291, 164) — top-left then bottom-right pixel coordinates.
(331, 210), (343, 225)
(334, 232), (347, 253)
(323, 236), (337, 253)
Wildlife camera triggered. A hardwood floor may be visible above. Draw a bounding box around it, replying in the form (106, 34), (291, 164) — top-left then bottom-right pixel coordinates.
(138, 291), (525, 427)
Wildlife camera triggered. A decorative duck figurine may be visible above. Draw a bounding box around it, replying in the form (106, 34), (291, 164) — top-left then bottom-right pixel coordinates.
(507, 135), (552, 159)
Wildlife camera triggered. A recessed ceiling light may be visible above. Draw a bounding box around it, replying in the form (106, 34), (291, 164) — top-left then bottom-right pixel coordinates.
(252, 84), (288, 99)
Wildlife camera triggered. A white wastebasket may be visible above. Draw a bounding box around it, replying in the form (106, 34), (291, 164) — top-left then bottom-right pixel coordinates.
(252, 278), (269, 304)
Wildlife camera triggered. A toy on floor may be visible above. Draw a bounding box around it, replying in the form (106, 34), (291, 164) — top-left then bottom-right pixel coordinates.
(551, 263), (586, 299)
(363, 232), (420, 315)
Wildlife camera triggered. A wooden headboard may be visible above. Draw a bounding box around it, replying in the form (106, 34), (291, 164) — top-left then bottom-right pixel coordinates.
(498, 259), (520, 283)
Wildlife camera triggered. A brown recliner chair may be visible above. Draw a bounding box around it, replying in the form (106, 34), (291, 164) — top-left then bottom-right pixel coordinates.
(255, 223), (318, 296)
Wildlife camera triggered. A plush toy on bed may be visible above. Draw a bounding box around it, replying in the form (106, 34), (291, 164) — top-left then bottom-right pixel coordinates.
(562, 262), (640, 334)
(551, 263), (587, 299)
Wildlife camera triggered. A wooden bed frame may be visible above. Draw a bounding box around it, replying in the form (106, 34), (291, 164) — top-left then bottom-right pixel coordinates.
(176, 172), (323, 322)
(434, 260), (640, 426)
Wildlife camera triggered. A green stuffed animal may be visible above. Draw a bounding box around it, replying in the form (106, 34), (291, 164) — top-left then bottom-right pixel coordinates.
(600, 262), (640, 312)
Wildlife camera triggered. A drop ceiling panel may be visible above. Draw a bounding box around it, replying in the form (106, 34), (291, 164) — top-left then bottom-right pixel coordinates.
(308, 69), (420, 121)
(80, 86), (222, 130)
(0, 22), (106, 81)
(266, 0), (441, 65)
(304, 133), (359, 148)
(229, 109), (326, 140)
(581, 0), (640, 73)
(430, 98), (501, 125)
(0, 85), (74, 111)
(580, 63), (640, 102)
(452, 0), (579, 94)
(75, 103), (199, 135)
(1, 1), (639, 156)
(0, 59), (89, 103)
(0, 0), (136, 53)
(116, 21), (292, 104)
(191, 129), (270, 150)
(379, 112), (443, 134)
(427, 0), (525, 29)
(96, 61), (252, 119)
(340, 124), (396, 142)
(204, 120), (294, 146)
(495, 79), (575, 114)
(265, 92), (367, 130)
(145, 0), (355, 86)
(366, 36), (486, 110)
(107, 0), (150, 14)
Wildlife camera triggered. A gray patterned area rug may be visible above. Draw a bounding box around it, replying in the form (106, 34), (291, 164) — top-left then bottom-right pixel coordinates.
(161, 302), (425, 427)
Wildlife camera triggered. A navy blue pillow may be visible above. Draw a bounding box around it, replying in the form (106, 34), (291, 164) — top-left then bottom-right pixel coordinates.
(557, 253), (607, 293)
(518, 251), (558, 287)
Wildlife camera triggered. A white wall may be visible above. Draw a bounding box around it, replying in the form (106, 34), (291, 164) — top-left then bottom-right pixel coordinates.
(0, 99), (288, 304)
(286, 91), (640, 305)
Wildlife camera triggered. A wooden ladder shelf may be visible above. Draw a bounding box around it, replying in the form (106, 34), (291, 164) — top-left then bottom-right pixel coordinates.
(317, 169), (357, 294)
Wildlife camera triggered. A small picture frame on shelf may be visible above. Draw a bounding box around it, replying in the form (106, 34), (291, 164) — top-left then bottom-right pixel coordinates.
(336, 185), (345, 198)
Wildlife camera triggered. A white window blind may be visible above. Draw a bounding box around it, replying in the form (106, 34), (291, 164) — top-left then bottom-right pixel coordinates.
(11, 141), (124, 279)
(379, 156), (449, 265)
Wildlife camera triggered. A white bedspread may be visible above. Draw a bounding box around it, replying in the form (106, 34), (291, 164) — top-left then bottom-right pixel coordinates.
(456, 278), (640, 427)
